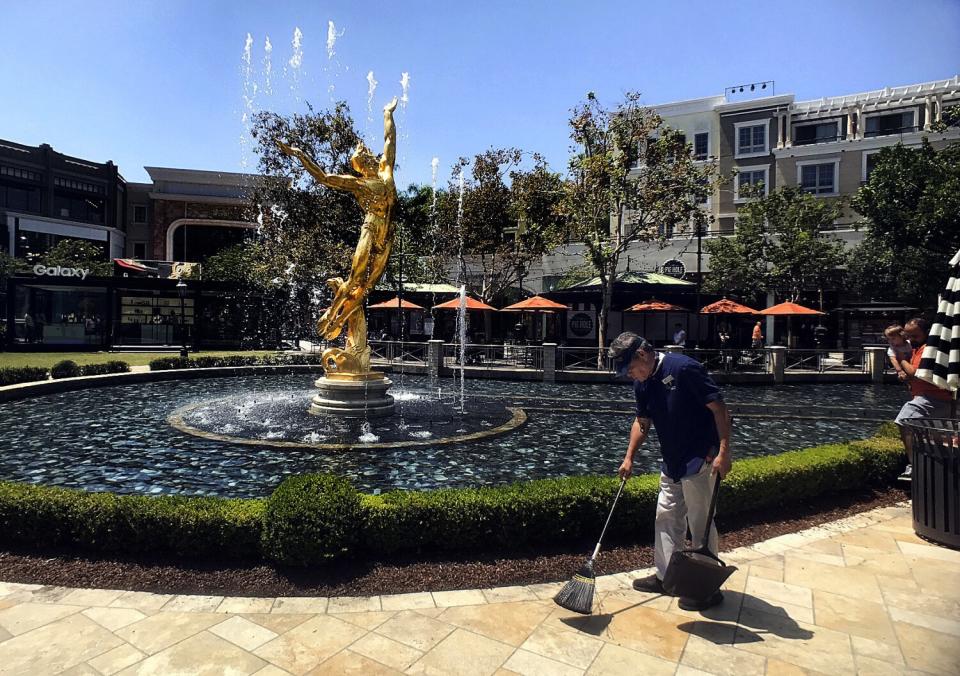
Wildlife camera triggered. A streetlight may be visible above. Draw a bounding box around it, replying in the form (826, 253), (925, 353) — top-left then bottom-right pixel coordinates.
(176, 279), (189, 358)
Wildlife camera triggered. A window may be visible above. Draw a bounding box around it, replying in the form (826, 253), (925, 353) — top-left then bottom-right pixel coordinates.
(734, 121), (768, 157)
(54, 176), (104, 194)
(864, 111), (916, 137)
(1, 165), (41, 182)
(734, 166), (768, 202)
(133, 242), (147, 259)
(794, 121), (840, 145)
(53, 192), (105, 223)
(133, 205), (147, 223)
(0, 184), (41, 212)
(862, 152), (881, 182)
(694, 133), (709, 160)
(798, 161), (837, 195)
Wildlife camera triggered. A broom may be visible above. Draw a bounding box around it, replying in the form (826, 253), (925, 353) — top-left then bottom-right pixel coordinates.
(553, 477), (627, 615)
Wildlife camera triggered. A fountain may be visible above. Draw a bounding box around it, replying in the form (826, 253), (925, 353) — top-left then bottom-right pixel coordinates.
(277, 97), (400, 418)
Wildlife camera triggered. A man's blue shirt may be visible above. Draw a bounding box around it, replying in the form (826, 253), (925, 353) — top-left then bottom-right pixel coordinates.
(633, 352), (723, 482)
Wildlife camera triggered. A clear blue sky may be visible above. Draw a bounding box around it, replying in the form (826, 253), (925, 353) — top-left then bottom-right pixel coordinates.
(2, 1), (958, 189)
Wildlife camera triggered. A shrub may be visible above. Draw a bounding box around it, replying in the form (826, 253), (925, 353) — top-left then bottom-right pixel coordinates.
(79, 361), (130, 377)
(50, 360), (81, 379)
(148, 354), (325, 370)
(148, 356), (191, 370)
(262, 474), (363, 565)
(0, 367), (48, 386)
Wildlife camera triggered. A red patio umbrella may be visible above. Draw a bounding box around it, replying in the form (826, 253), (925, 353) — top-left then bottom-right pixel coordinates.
(501, 295), (571, 312)
(432, 296), (498, 311)
(758, 301), (825, 316)
(625, 300), (690, 312)
(367, 297), (425, 310)
(700, 298), (759, 314)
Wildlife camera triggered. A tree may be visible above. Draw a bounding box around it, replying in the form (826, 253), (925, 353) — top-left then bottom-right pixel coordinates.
(701, 193), (768, 304)
(850, 140), (960, 308)
(383, 184), (451, 288)
(564, 91), (716, 358)
(40, 239), (112, 277)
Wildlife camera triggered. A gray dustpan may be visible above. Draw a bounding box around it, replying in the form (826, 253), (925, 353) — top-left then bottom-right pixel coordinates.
(662, 473), (736, 600)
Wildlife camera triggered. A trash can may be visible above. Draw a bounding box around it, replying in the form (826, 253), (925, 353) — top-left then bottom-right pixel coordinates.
(903, 418), (960, 549)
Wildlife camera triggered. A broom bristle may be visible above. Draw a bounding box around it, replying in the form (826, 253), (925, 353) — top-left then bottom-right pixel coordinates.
(553, 560), (596, 615)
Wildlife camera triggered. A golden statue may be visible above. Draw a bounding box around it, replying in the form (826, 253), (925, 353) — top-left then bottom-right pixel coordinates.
(278, 97), (398, 380)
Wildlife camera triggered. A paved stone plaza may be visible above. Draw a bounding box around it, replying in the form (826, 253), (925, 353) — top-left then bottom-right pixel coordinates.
(0, 503), (957, 675)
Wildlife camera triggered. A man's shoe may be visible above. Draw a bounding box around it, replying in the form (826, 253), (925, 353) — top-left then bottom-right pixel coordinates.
(632, 574), (666, 594)
(678, 591), (724, 611)
(898, 464), (912, 482)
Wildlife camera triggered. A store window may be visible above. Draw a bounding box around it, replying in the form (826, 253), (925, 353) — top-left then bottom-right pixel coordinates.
(13, 284), (108, 346)
(116, 290), (194, 346)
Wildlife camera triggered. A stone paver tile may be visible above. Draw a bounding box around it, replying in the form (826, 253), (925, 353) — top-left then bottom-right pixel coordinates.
(217, 596), (275, 614)
(108, 591), (172, 612)
(783, 556), (883, 604)
(60, 664), (102, 676)
(333, 610), (395, 630)
(733, 606), (855, 675)
(432, 589), (487, 608)
(406, 628), (514, 676)
(764, 657), (818, 675)
(376, 609), (455, 651)
(752, 556), (786, 571)
(720, 566), (747, 593)
(0, 625), (10, 642)
(674, 666), (713, 676)
(586, 642), (676, 675)
(0, 601), (81, 635)
(270, 597), (328, 614)
(114, 611), (223, 654)
(252, 665), (294, 676)
(380, 592), (435, 611)
(785, 549), (847, 568)
(210, 615), (280, 651)
(481, 585), (539, 603)
(306, 649), (403, 675)
(414, 607), (447, 618)
(243, 613), (313, 634)
(0, 612), (122, 675)
(888, 605), (960, 637)
(853, 654), (908, 676)
(349, 631), (423, 671)
(519, 623), (603, 669)
(60, 588), (126, 607)
(908, 559), (960, 600)
(256, 614), (367, 673)
(668, 590), (744, 624)
(525, 582), (565, 600)
(897, 540), (960, 564)
(834, 529), (901, 553)
(812, 590), (896, 643)
(841, 544), (913, 578)
(0, 582), (40, 597)
(162, 595), (225, 613)
(327, 595), (382, 613)
(745, 576), (812, 609)
(502, 649), (583, 676)
(679, 633), (767, 676)
(876, 574), (920, 594)
(851, 636), (905, 666)
(22, 585), (75, 603)
(440, 601), (552, 647)
(602, 588), (673, 612)
(600, 603), (690, 662)
(748, 564), (783, 582)
(740, 596), (814, 625)
(83, 607), (147, 632)
(87, 643), (147, 675)
(882, 587), (960, 620)
(115, 630), (266, 676)
(893, 621), (960, 674)
(595, 573), (632, 593)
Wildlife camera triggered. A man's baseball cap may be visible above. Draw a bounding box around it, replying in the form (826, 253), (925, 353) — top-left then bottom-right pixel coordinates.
(608, 332), (651, 377)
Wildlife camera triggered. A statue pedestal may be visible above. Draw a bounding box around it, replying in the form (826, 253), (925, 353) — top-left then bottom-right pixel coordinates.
(309, 376), (395, 418)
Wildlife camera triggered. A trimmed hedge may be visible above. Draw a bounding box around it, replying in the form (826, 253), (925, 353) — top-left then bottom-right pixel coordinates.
(78, 360), (130, 377)
(0, 367), (48, 386)
(0, 433), (905, 564)
(50, 360), (81, 379)
(149, 354), (325, 370)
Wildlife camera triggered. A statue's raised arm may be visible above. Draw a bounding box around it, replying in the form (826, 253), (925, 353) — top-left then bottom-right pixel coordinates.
(379, 97), (399, 177)
(276, 141), (360, 194)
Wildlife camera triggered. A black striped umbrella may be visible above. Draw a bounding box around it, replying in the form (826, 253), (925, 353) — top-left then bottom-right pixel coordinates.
(915, 249), (960, 391)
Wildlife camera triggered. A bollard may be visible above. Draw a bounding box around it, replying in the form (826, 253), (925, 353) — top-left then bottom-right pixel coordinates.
(427, 339), (444, 380)
(542, 343), (557, 382)
(864, 346), (887, 383)
(768, 346), (786, 384)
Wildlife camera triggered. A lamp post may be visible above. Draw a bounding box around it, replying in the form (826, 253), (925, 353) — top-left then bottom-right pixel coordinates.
(176, 279), (188, 358)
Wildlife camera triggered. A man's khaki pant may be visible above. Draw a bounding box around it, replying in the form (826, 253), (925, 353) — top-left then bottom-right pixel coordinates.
(654, 461), (719, 579)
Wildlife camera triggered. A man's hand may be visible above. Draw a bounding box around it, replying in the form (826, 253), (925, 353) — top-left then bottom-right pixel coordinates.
(711, 452), (732, 479)
(618, 458), (633, 480)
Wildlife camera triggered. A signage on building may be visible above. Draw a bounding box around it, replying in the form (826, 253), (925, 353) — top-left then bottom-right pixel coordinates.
(32, 265), (90, 280)
(567, 310), (596, 339)
(661, 259), (686, 277)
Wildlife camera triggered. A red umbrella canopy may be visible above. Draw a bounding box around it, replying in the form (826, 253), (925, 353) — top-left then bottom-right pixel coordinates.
(700, 298), (759, 314)
(432, 296), (498, 311)
(367, 297), (425, 310)
(501, 295), (571, 312)
(759, 301), (825, 316)
(625, 300), (690, 312)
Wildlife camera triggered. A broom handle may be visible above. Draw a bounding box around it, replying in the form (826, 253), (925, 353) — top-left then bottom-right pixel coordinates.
(590, 477), (628, 561)
(699, 473), (722, 550)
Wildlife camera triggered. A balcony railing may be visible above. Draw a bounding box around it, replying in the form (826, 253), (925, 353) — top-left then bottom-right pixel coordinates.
(863, 125), (920, 138)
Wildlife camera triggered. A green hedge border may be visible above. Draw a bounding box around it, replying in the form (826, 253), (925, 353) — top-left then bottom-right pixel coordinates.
(0, 427), (904, 566)
(149, 354), (325, 370)
(0, 360), (131, 386)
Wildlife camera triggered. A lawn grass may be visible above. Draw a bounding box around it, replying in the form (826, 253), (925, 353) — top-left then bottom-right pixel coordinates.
(0, 350), (281, 370)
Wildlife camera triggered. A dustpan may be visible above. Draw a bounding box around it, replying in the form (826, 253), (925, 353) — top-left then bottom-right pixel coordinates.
(662, 473), (737, 600)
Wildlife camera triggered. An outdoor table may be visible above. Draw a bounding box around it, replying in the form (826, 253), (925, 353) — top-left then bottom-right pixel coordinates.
(903, 418), (960, 549)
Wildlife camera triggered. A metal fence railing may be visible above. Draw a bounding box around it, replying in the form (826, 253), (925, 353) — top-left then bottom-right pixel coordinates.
(558, 347), (613, 372)
(785, 349), (866, 373)
(368, 340), (428, 364)
(684, 348), (769, 373)
(442, 343), (544, 370)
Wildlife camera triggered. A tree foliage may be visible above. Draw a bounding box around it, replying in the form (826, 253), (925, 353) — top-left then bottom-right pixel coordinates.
(39, 239), (112, 277)
(850, 140), (960, 308)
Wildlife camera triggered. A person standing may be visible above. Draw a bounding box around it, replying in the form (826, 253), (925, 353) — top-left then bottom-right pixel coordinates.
(672, 323), (687, 347)
(610, 331), (732, 610)
(751, 321), (764, 348)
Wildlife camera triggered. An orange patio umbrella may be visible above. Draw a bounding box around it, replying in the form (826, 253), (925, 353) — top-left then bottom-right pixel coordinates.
(501, 295), (571, 312)
(700, 298), (759, 314)
(432, 296), (498, 311)
(367, 297), (425, 310)
(625, 300), (690, 312)
(759, 301), (825, 316)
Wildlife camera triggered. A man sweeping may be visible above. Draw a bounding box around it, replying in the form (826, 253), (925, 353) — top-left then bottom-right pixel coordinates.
(611, 332), (732, 610)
